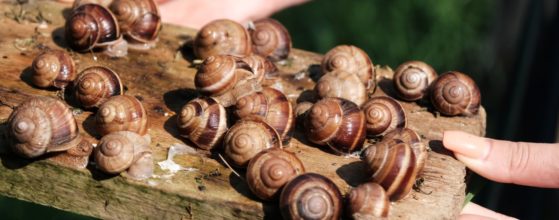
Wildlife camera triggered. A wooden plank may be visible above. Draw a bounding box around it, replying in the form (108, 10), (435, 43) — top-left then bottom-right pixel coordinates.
(0, 1), (485, 219)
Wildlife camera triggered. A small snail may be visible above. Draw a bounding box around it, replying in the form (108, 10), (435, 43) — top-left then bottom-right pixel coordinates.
(109, 0), (161, 50)
(234, 87), (294, 143)
(96, 95), (148, 137)
(362, 139), (417, 201)
(393, 61), (437, 101)
(248, 18), (291, 61)
(347, 182), (390, 219)
(384, 128), (427, 174)
(94, 131), (153, 180)
(73, 66), (123, 108)
(177, 97), (227, 150)
(430, 71), (481, 116)
(305, 97), (366, 154)
(223, 118), (281, 168)
(8, 96), (82, 158)
(362, 96), (406, 136)
(240, 54), (279, 86)
(315, 70), (367, 106)
(279, 173), (342, 220)
(71, 0), (112, 7)
(321, 45), (375, 89)
(31, 50), (76, 89)
(246, 148), (305, 200)
(193, 19), (252, 59)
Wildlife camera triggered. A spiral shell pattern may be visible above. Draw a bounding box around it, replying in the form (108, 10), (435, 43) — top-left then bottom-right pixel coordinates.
(394, 60), (437, 101)
(347, 182), (390, 219)
(96, 95), (148, 136)
(66, 3), (120, 51)
(31, 50), (76, 89)
(223, 118), (281, 167)
(95, 131), (137, 173)
(384, 128), (427, 174)
(193, 19), (252, 59)
(73, 66), (123, 108)
(431, 71), (481, 116)
(249, 18), (291, 61)
(177, 97), (227, 150)
(362, 96), (406, 136)
(109, 0), (161, 44)
(321, 45), (374, 88)
(316, 70), (367, 106)
(195, 55), (254, 96)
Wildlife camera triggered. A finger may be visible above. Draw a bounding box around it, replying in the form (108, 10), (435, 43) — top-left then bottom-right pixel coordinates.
(443, 131), (559, 187)
(461, 202), (517, 220)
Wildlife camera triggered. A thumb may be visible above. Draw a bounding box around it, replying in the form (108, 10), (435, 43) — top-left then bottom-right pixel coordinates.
(443, 131), (559, 187)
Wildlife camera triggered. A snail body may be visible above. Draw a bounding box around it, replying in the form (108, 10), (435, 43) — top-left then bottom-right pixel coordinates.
(248, 18), (291, 61)
(193, 19), (252, 59)
(177, 97), (227, 150)
(393, 60), (437, 101)
(280, 173), (343, 220)
(321, 45), (375, 89)
(305, 97), (366, 154)
(430, 71), (481, 116)
(223, 118), (281, 167)
(94, 131), (153, 179)
(31, 50), (76, 89)
(109, 0), (161, 50)
(246, 148), (305, 200)
(384, 128), (427, 174)
(73, 66), (123, 108)
(96, 95), (148, 136)
(347, 182), (390, 219)
(315, 70), (367, 106)
(362, 96), (406, 136)
(8, 96), (81, 158)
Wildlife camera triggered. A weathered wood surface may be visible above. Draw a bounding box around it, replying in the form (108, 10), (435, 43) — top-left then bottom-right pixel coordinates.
(0, 1), (485, 219)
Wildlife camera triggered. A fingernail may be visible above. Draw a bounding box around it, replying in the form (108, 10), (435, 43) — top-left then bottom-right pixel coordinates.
(443, 131), (490, 160)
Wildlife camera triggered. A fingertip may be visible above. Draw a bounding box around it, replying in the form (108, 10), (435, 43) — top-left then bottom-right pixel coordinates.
(458, 214), (497, 220)
(443, 131), (490, 160)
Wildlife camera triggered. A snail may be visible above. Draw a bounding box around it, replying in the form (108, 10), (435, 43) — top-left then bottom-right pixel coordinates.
(384, 128), (427, 174)
(7, 96), (82, 158)
(248, 18), (291, 61)
(65, 3), (128, 57)
(315, 70), (367, 106)
(246, 148), (305, 200)
(279, 173), (342, 220)
(96, 95), (148, 137)
(177, 97), (227, 150)
(71, 0), (112, 7)
(347, 182), (390, 219)
(240, 54), (279, 86)
(430, 71), (481, 116)
(193, 19), (252, 59)
(94, 131), (153, 180)
(109, 0), (162, 50)
(31, 50), (76, 89)
(234, 87), (294, 143)
(362, 139), (417, 201)
(223, 118), (281, 168)
(305, 97), (366, 154)
(195, 55), (262, 107)
(362, 96), (406, 136)
(393, 60), (437, 101)
(73, 66), (124, 108)
(321, 45), (375, 89)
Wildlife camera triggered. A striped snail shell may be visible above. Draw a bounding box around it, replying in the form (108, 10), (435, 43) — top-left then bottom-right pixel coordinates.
(248, 18), (291, 61)
(94, 131), (152, 179)
(177, 97), (227, 150)
(96, 95), (148, 136)
(223, 118), (281, 168)
(240, 54), (278, 85)
(362, 139), (417, 201)
(109, 0), (161, 49)
(65, 3), (121, 52)
(8, 96), (81, 158)
(384, 128), (427, 174)
(234, 87), (294, 143)
(430, 71), (481, 116)
(321, 45), (375, 89)
(393, 60), (437, 101)
(315, 70), (367, 106)
(280, 173), (343, 220)
(347, 182), (390, 219)
(305, 97), (366, 154)
(246, 148), (305, 200)
(362, 96), (406, 136)
(31, 50), (76, 89)
(193, 19), (252, 59)
(73, 66), (123, 108)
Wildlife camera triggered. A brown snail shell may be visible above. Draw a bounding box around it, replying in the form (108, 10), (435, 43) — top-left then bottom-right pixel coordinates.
(279, 173), (343, 220)
(31, 50), (76, 89)
(73, 66), (123, 108)
(384, 128), (427, 174)
(109, 0), (161, 49)
(65, 3), (121, 52)
(177, 97), (227, 150)
(305, 97), (366, 154)
(430, 71), (481, 116)
(193, 19), (252, 59)
(95, 131), (152, 179)
(362, 96), (406, 136)
(321, 45), (375, 89)
(246, 148), (305, 200)
(8, 96), (81, 158)
(362, 139), (417, 201)
(96, 95), (148, 136)
(347, 182), (390, 219)
(315, 70), (367, 106)
(223, 118), (281, 168)
(239, 54), (279, 86)
(248, 18), (291, 61)
(393, 60), (437, 101)
(234, 87), (294, 143)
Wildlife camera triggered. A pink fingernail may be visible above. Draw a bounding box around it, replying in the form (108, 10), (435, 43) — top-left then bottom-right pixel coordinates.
(443, 131), (490, 160)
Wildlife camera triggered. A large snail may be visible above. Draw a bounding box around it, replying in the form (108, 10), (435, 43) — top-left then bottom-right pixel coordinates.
(393, 60), (437, 101)
(177, 97), (227, 150)
(384, 128), (428, 174)
(109, 0), (161, 50)
(96, 95), (148, 137)
(73, 66), (124, 108)
(315, 70), (368, 106)
(347, 182), (390, 219)
(321, 45), (375, 89)
(31, 50), (76, 89)
(430, 71), (481, 116)
(193, 19), (252, 59)
(248, 18), (291, 61)
(362, 96), (406, 136)
(7, 96), (82, 158)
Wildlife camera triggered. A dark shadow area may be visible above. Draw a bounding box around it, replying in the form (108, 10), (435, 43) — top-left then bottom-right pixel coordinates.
(262, 200), (283, 220)
(307, 64), (322, 82)
(0, 152), (35, 170)
(428, 140), (455, 158)
(295, 89), (318, 104)
(335, 161), (368, 187)
(51, 27), (67, 48)
(61, 8), (72, 20)
(163, 114), (182, 141)
(376, 77), (398, 98)
(85, 162), (117, 181)
(291, 124), (336, 155)
(81, 113), (99, 139)
(162, 88), (198, 113)
(179, 39), (197, 65)
(227, 171), (255, 200)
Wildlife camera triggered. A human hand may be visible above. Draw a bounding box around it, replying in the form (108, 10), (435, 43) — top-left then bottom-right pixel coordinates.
(443, 131), (559, 220)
